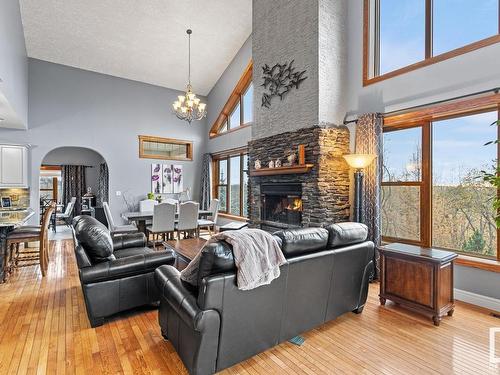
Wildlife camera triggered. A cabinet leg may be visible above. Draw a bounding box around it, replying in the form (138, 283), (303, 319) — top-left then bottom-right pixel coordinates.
(447, 309), (454, 317)
(432, 316), (441, 326)
(379, 297), (386, 306)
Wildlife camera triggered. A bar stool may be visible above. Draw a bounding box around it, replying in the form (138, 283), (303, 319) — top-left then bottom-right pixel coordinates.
(6, 204), (55, 277)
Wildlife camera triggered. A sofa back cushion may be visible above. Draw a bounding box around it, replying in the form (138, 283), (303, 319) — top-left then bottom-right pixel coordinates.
(273, 227), (328, 258)
(72, 215), (115, 264)
(197, 241), (236, 287)
(325, 222), (368, 248)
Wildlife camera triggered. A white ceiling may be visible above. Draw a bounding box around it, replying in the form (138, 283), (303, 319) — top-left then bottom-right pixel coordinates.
(19, 0), (252, 95)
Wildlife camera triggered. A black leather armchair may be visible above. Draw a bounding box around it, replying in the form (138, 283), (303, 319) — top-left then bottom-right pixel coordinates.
(155, 222), (374, 375)
(72, 215), (175, 327)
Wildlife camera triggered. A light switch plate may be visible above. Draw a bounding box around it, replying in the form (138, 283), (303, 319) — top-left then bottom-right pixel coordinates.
(115, 191), (121, 196)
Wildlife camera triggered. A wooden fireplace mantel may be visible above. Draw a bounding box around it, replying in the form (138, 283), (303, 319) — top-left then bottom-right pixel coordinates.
(249, 164), (314, 176)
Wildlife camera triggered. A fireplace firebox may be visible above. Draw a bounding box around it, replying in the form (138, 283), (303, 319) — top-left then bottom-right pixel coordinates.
(260, 183), (302, 230)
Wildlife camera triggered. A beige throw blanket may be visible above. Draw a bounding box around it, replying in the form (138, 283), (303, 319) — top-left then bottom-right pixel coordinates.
(180, 229), (286, 291)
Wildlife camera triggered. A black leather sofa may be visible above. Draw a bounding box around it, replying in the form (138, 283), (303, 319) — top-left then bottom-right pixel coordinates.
(72, 215), (175, 327)
(155, 223), (374, 375)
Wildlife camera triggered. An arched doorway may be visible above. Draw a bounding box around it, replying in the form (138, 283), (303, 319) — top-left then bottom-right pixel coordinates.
(40, 147), (109, 228)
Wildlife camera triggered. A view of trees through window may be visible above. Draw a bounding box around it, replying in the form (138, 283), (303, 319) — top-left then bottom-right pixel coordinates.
(214, 152), (249, 217)
(382, 111), (499, 258)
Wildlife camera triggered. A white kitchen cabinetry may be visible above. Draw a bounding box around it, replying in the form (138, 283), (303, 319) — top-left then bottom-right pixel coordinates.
(0, 145), (28, 187)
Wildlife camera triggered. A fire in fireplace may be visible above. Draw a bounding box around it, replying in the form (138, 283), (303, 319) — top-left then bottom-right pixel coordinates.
(261, 183), (302, 228)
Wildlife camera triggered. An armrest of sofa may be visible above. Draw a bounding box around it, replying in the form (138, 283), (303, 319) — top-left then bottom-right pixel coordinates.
(155, 265), (220, 332)
(112, 232), (146, 250)
(80, 250), (175, 284)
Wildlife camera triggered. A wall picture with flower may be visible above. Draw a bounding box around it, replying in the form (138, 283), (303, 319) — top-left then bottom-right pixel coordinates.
(151, 164), (162, 194)
(172, 165), (183, 193)
(162, 165), (173, 193)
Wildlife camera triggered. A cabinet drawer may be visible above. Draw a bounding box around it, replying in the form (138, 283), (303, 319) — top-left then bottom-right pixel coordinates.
(384, 256), (434, 308)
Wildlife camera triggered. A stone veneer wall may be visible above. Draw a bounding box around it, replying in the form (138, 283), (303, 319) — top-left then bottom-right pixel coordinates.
(249, 125), (350, 228)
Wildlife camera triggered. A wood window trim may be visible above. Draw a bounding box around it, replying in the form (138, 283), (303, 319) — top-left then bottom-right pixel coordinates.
(382, 94), (500, 264)
(212, 147), (248, 217)
(209, 61), (253, 138)
(363, 0), (500, 86)
(138, 135), (193, 161)
(218, 212), (249, 222)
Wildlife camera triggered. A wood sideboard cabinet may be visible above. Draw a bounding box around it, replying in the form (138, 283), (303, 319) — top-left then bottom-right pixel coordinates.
(379, 243), (458, 326)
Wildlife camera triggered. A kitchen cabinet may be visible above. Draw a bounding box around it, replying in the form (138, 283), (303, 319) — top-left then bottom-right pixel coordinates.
(0, 145), (28, 187)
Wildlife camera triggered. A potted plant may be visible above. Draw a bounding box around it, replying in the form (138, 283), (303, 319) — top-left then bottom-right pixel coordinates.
(147, 192), (155, 200)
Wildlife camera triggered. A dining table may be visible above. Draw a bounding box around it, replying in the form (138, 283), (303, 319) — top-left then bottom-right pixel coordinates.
(0, 208), (35, 283)
(121, 209), (212, 235)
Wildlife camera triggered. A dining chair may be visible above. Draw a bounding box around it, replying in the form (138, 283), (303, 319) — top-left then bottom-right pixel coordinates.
(6, 203), (55, 278)
(103, 202), (138, 235)
(198, 199), (219, 236)
(146, 203), (176, 250)
(56, 197), (76, 227)
(176, 201), (199, 239)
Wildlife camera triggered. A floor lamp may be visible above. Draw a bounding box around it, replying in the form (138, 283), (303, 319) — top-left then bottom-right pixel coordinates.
(343, 154), (376, 223)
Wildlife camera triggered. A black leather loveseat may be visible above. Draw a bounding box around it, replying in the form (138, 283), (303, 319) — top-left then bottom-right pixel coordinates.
(155, 223), (374, 375)
(72, 215), (175, 327)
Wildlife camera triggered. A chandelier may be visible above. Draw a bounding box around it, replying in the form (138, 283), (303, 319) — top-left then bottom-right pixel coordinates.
(172, 29), (207, 124)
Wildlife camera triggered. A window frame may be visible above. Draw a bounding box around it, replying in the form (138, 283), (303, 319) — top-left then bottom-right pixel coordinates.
(382, 95), (500, 263)
(138, 135), (193, 161)
(363, 0), (500, 85)
(212, 147), (249, 219)
(209, 61), (253, 138)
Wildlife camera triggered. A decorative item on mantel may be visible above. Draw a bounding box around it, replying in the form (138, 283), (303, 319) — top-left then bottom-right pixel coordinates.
(250, 144), (314, 177)
(275, 158), (282, 168)
(261, 60), (308, 108)
(254, 159), (261, 170)
(268, 160), (275, 169)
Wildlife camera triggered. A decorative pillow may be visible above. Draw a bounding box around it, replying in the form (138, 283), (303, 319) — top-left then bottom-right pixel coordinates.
(325, 222), (368, 248)
(73, 215), (115, 263)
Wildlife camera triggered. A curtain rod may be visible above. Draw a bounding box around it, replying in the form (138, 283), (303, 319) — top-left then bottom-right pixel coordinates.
(343, 87), (500, 125)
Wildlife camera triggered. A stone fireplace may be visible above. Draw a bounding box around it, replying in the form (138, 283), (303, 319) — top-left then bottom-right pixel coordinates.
(249, 0), (351, 229)
(249, 125), (351, 229)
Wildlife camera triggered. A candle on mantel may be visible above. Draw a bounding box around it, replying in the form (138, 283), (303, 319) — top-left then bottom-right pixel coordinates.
(298, 145), (305, 165)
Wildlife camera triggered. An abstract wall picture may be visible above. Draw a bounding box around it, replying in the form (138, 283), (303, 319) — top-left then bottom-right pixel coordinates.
(151, 164), (183, 194)
(151, 164), (162, 194)
(162, 165), (173, 193)
(261, 60), (307, 108)
(172, 165), (183, 193)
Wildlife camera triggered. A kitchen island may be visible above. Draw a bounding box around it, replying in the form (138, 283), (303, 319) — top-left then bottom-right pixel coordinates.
(0, 209), (35, 282)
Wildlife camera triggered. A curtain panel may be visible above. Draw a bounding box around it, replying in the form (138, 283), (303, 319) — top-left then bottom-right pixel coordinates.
(62, 165), (87, 217)
(97, 163), (109, 207)
(355, 113), (383, 279)
(199, 153), (212, 210)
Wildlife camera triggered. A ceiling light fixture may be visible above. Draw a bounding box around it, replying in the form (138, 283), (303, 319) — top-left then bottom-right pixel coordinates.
(172, 29), (207, 124)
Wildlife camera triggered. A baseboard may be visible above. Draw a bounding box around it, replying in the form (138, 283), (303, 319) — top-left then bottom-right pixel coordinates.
(454, 288), (500, 313)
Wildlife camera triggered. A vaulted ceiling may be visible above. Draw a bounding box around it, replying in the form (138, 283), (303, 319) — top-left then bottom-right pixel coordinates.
(19, 0), (252, 95)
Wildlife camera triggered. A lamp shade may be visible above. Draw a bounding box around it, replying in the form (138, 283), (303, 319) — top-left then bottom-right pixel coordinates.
(343, 154), (376, 170)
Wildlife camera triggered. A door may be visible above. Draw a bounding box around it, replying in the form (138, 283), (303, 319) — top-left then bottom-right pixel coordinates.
(1, 146), (27, 186)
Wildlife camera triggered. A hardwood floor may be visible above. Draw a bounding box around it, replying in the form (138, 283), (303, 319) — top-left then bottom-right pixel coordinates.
(0, 238), (499, 374)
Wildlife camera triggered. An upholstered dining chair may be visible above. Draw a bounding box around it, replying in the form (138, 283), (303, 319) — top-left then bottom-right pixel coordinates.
(6, 203), (55, 277)
(103, 202), (138, 236)
(56, 197), (76, 227)
(176, 201), (199, 239)
(146, 203), (176, 249)
(198, 198), (219, 235)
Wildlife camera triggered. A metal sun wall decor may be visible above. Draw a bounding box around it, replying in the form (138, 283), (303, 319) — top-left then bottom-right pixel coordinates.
(261, 60), (308, 108)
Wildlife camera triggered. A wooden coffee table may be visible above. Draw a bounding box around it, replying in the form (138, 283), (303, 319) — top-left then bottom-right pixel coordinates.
(163, 238), (207, 270)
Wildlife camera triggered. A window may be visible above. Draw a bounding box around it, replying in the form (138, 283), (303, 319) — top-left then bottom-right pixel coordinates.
(39, 167), (62, 204)
(213, 148), (248, 218)
(209, 61), (253, 138)
(382, 102), (500, 261)
(139, 135), (193, 161)
(364, 0), (500, 83)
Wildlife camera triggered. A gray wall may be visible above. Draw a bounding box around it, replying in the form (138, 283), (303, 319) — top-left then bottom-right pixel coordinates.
(0, 59), (207, 223)
(346, 1), (500, 300)
(206, 36), (252, 154)
(42, 147), (106, 196)
(0, 0), (29, 128)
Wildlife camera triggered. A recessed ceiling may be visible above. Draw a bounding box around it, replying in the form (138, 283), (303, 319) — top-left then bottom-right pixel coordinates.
(19, 0), (252, 95)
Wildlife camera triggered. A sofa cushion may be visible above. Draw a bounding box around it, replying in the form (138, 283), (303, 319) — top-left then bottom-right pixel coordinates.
(325, 222), (368, 248)
(72, 215), (114, 263)
(196, 241), (236, 286)
(114, 246), (154, 259)
(273, 228), (329, 258)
